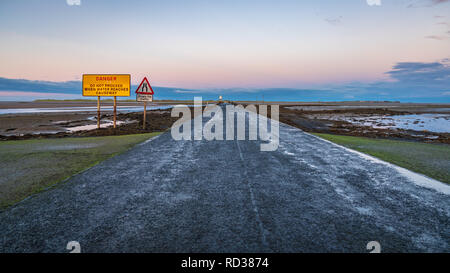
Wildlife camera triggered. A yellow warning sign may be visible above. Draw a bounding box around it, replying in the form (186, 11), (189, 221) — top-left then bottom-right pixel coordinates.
(82, 74), (130, 97)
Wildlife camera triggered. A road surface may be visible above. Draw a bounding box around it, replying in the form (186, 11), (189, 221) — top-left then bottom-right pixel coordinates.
(0, 105), (449, 252)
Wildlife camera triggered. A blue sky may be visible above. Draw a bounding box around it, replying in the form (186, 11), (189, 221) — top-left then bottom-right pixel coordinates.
(0, 0), (449, 101)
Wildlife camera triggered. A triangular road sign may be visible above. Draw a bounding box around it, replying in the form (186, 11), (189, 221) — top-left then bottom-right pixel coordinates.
(135, 77), (154, 95)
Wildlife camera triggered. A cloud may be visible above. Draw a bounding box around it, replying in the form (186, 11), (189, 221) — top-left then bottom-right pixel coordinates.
(425, 35), (446, 40)
(66, 0), (81, 6)
(431, 0), (450, 5)
(324, 59), (450, 101)
(430, 17), (450, 39)
(366, 0), (382, 6)
(0, 77), (227, 101)
(0, 91), (80, 98)
(1, 60), (449, 102)
(0, 78), (81, 94)
(407, 0), (449, 8)
(385, 60), (450, 83)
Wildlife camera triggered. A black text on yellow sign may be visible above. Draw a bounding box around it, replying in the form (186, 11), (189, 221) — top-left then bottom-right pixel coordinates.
(82, 74), (131, 97)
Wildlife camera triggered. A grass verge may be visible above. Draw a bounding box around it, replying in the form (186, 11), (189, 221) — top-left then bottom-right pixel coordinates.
(0, 132), (161, 209)
(313, 133), (450, 184)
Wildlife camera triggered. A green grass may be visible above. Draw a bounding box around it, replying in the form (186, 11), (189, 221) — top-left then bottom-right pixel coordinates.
(313, 133), (450, 184)
(0, 133), (161, 209)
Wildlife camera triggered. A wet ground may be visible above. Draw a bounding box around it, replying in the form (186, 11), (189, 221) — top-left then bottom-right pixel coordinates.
(278, 107), (450, 144)
(0, 110), (180, 140)
(1, 101), (450, 144)
(312, 113), (450, 133)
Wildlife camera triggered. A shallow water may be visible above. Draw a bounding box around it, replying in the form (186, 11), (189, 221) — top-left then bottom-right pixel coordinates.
(287, 105), (403, 111)
(346, 114), (450, 133)
(287, 106), (450, 113)
(0, 105), (175, 115)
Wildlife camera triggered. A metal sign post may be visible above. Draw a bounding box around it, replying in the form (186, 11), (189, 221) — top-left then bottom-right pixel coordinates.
(143, 102), (147, 129)
(113, 96), (117, 128)
(97, 96), (100, 129)
(135, 77), (155, 130)
(82, 74), (131, 130)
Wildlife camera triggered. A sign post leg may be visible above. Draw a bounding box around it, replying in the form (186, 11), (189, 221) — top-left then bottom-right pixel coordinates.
(143, 102), (147, 130)
(97, 96), (101, 129)
(113, 96), (117, 129)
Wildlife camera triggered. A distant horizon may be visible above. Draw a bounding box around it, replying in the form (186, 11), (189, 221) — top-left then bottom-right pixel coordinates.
(1, 75), (450, 103)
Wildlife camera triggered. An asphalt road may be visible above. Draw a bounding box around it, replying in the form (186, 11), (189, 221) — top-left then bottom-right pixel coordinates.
(0, 105), (449, 253)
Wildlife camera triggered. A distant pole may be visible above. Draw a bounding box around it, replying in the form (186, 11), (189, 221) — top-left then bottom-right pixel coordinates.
(113, 96), (117, 129)
(97, 96), (100, 129)
(143, 101), (147, 130)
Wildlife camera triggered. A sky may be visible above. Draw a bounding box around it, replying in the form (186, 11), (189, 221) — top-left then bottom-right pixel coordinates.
(0, 0), (449, 101)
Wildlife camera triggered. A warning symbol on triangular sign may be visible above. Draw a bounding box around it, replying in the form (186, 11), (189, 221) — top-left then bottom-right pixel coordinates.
(135, 77), (154, 95)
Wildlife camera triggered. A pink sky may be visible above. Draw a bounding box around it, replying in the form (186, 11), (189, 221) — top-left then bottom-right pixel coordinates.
(0, 0), (449, 88)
